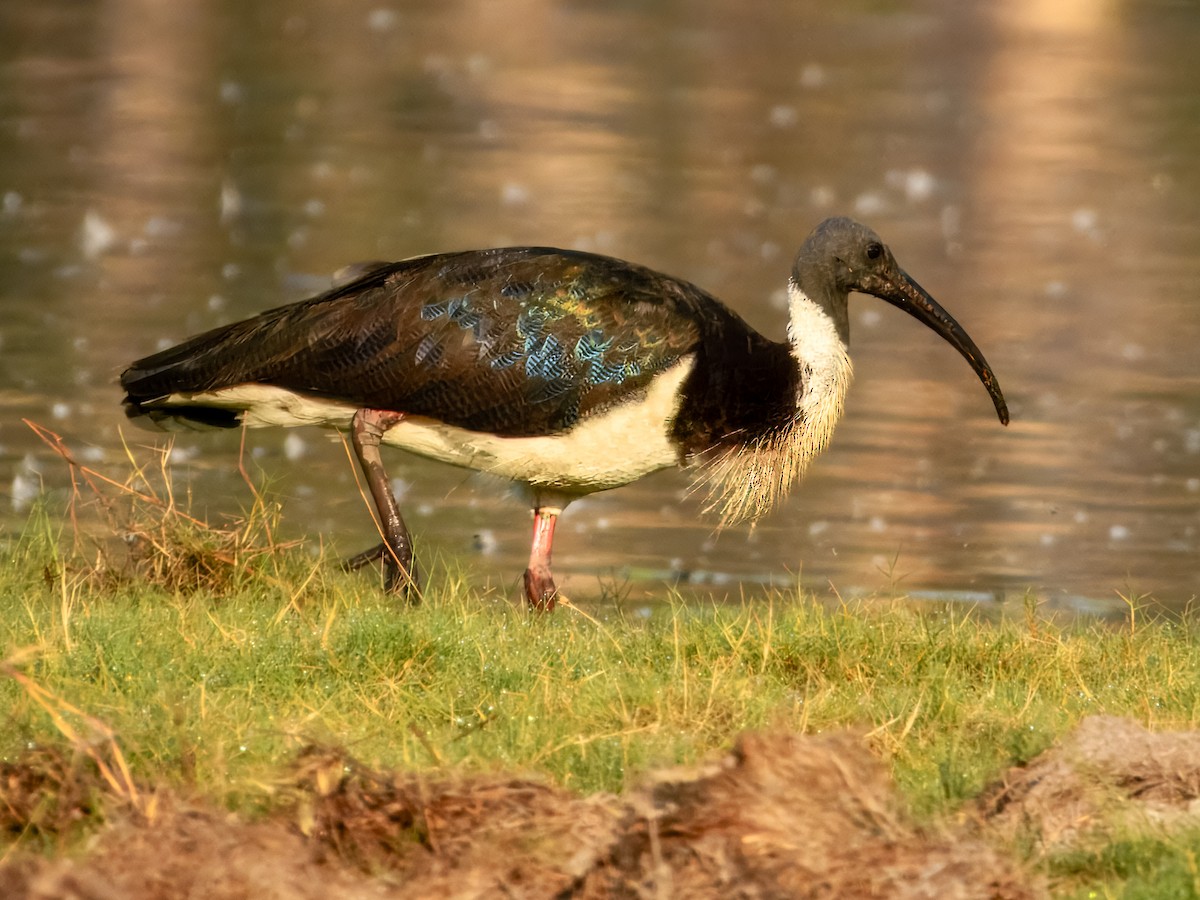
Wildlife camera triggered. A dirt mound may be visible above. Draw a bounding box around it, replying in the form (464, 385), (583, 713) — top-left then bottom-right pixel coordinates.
(583, 730), (1037, 899)
(0, 801), (395, 900)
(294, 743), (622, 896)
(2, 730), (1040, 899)
(977, 715), (1200, 853)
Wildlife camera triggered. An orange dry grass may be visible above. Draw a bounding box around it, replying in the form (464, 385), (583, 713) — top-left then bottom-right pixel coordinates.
(24, 419), (298, 595)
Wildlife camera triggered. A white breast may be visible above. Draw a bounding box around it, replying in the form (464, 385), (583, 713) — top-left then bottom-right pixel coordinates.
(786, 279), (853, 455)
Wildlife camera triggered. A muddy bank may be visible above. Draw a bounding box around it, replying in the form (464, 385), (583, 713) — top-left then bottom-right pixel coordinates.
(977, 716), (1200, 853)
(3, 728), (1047, 899)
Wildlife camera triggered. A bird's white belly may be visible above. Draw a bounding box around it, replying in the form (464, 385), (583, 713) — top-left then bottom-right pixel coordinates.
(158, 358), (694, 495)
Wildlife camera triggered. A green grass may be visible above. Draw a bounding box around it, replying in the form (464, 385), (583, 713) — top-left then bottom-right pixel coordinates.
(1049, 830), (1200, 899)
(5, 505), (1200, 806)
(4, 483), (1200, 895)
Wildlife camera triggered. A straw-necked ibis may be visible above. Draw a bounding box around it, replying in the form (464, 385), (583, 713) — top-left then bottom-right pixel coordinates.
(120, 217), (1008, 609)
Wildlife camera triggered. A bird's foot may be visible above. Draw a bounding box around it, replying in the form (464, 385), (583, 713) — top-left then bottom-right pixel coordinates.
(523, 565), (559, 612)
(343, 542), (421, 603)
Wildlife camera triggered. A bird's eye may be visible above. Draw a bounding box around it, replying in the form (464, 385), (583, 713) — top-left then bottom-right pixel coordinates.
(865, 242), (883, 260)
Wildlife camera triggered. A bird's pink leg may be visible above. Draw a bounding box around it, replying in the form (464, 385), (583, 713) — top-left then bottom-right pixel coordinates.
(349, 408), (419, 600)
(524, 507), (561, 611)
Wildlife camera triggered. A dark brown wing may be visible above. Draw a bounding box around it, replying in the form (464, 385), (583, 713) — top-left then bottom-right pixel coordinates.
(121, 247), (712, 437)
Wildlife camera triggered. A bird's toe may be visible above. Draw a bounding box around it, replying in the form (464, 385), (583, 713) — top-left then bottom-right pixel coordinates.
(341, 542), (388, 571)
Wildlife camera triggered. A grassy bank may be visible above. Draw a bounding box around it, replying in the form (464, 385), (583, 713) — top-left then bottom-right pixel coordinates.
(3, 488), (1200, 895)
(8, 510), (1195, 807)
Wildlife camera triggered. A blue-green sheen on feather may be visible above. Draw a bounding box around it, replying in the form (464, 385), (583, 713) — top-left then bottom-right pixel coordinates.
(516, 307), (548, 340)
(588, 360), (628, 385)
(525, 334), (567, 380)
(406, 275), (686, 418)
(574, 329), (611, 361)
(420, 301), (448, 320)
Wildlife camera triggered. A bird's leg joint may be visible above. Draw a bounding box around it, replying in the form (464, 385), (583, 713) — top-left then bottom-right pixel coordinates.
(351, 408), (405, 449)
(350, 408), (419, 601)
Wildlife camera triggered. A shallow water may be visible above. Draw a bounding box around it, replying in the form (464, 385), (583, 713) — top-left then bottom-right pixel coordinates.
(2, 0), (1198, 615)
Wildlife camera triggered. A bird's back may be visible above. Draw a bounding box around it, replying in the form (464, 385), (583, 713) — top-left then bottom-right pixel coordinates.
(121, 247), (728, 437)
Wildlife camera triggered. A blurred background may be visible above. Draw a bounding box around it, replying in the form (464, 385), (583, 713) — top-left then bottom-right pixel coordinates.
(1, 0), (1197, 614)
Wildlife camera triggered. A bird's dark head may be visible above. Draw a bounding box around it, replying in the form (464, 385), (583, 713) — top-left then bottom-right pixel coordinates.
(792, 216), (1009, 426)
(792, 216), (899, 297)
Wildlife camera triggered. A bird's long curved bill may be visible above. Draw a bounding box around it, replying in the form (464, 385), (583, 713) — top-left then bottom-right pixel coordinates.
(882, 270), (1009, 425)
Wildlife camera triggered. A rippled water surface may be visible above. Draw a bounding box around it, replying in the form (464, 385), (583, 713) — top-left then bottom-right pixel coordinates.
(2, 0), (1198, 614)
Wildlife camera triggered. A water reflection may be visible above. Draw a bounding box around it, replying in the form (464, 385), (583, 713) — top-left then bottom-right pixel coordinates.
(1, 0), (1197, 615)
